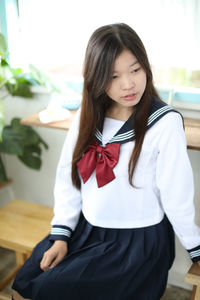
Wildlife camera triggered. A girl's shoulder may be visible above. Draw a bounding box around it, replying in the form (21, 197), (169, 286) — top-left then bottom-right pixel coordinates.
(146, 109), (184, 141)
(143, 111), (186, 152)
(156, 110), (184, 129)
(148, 97), (184, 135)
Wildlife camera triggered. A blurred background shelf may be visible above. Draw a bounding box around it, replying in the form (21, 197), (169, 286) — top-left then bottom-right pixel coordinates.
(20, 111), (77, 130)
(20, 112), (200, 151)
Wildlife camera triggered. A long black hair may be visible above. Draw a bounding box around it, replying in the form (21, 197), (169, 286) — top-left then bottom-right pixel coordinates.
(72, 23), (160, 189)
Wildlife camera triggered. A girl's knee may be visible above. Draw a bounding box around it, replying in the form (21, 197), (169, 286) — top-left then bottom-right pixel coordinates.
(12, 290), (30, 300)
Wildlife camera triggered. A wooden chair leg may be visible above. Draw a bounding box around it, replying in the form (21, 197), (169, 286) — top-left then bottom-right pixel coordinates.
(191, 286), (196, 300)
(191, 285), (200, 300)
(15, 252), (28, 266)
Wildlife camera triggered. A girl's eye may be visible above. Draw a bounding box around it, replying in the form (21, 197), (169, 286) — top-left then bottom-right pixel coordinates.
(131, 68), (140, 73)
(112, 75), (118, 79)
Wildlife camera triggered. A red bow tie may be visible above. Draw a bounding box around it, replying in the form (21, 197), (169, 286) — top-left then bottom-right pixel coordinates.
(77, 140), (120, 187)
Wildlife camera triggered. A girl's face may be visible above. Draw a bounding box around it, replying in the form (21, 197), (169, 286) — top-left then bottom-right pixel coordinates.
(106, 49), (147, 113)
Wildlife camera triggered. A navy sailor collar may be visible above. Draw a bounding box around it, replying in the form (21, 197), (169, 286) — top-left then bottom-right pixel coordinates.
(95, 97), (183, 145)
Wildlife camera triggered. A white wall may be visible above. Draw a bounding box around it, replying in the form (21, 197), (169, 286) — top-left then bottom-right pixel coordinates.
(1, 92), (200, 290)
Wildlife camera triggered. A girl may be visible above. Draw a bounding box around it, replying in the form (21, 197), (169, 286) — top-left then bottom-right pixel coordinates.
(12, 23), (200, 300)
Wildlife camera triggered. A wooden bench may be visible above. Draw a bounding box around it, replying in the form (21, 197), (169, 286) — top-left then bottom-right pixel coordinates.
(0, 200), (53, 292)
(185, 262), (200, 300)
(0, 292), (12, 300)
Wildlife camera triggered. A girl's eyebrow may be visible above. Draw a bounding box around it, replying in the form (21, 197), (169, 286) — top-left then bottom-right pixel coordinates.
(129, 60), (139, 67)
(113, 60), (139, 73)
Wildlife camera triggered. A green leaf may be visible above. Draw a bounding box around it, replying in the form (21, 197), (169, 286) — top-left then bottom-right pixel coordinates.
(0, 126), (24, 155)
(11, 118), (48, 149)
(10, 118), (21, 128)
(11, 118), (40, 146)
(0, 99), (5, 140)
(29, 64), (60, 93)
(28, 145), (42, 155)
(0, 155), (8, 182)
(1, 67), (14, 85)
(5, 82), (16, 94)
(16, 76), (32, 84)
(5, 81), (33, 98)
(0, 33), (8, 59)
(1, 59), (9, 67)
(18, 145), (42, 170)
(0, 116), (49, 178)
(11, 68), (23, 76)
(19, 73), (40, 86)
(0, 118), (48, 171)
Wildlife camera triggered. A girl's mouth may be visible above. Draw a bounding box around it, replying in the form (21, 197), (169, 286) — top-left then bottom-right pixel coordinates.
(122, 93), (137, 101)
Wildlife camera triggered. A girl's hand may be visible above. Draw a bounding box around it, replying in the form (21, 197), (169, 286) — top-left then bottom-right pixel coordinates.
(40, 240), (68, 271)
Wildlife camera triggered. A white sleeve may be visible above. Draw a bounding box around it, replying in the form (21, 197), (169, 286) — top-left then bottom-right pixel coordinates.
(156, 112), (200, 261)
(50, 109), (82, 241)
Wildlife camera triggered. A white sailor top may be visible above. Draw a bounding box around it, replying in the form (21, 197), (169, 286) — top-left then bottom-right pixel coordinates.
(50, 97), (200, 262)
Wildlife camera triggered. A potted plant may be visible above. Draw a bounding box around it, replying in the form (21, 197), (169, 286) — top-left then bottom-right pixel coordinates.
(0, 33), (57, 182)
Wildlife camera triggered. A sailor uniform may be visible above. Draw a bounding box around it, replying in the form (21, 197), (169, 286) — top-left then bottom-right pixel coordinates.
(12, 98), (200, 300)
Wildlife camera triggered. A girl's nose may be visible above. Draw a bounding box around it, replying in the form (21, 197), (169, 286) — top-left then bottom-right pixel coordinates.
(120, 75), (135, 90)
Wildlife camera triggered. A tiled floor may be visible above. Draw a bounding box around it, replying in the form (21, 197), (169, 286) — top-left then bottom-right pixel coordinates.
(0, 247), (192, 299)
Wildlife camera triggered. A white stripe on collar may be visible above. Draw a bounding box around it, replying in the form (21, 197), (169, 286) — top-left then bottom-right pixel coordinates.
(148, 106), (172, 124)
(95, 105), (174, 145)
(109, 130), (135, 143)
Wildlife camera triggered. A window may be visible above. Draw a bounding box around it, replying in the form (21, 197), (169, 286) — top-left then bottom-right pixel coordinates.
(1, 0), (200, 104)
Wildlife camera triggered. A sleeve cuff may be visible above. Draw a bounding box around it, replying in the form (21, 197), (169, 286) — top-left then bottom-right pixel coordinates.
(187, 245), (200, 262)
(49, 225), (73, 242)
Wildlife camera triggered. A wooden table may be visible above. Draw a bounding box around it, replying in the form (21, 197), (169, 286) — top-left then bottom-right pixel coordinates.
(0, 200), (53, 291)
(20, 112), (200, 151)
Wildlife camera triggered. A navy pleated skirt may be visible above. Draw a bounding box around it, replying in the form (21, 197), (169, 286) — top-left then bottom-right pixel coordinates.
(12, 212), (175, 300)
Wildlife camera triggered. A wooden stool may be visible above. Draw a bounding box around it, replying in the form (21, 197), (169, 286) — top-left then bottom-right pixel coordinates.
(185, 262), (200, 300)
(0, 199), (53, 291)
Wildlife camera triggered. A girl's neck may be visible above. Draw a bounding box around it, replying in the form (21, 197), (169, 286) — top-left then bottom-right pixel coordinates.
(105, 105), (134, 121)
